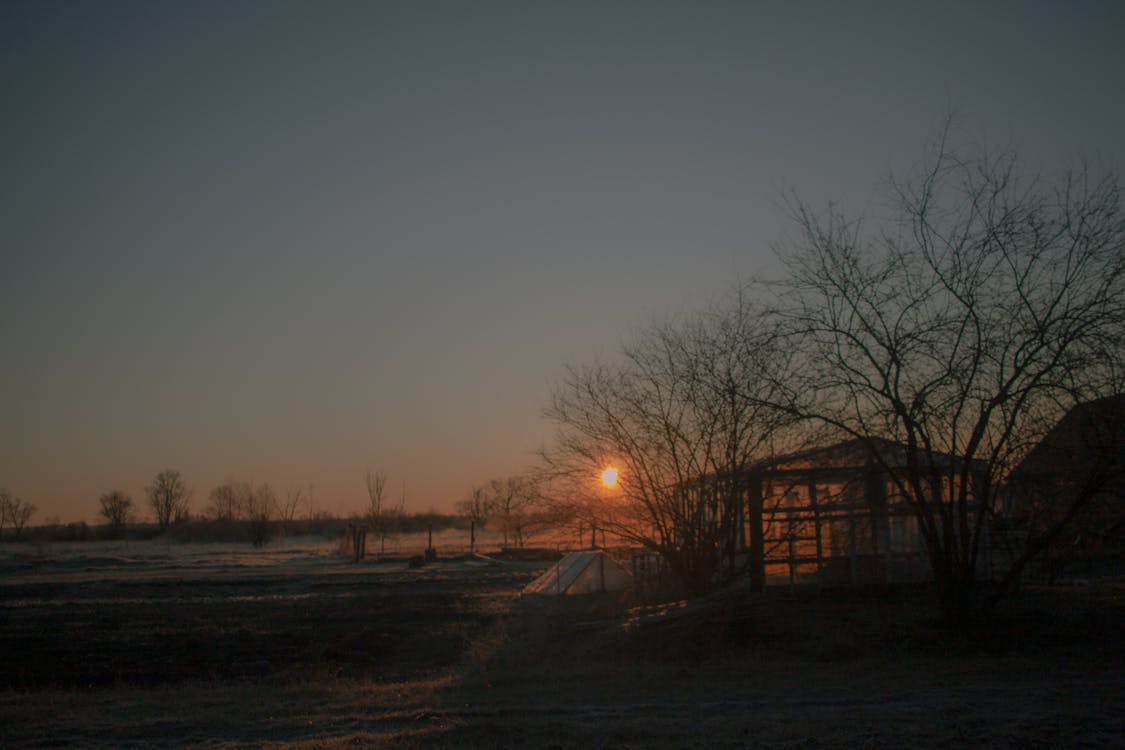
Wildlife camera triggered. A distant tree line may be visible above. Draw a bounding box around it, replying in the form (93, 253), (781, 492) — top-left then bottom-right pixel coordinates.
(5, 467), (467, 548)
(453, 475), (562, 552)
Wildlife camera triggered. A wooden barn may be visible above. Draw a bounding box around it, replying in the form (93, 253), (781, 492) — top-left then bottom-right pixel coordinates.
(1001, 393), (1125, 575)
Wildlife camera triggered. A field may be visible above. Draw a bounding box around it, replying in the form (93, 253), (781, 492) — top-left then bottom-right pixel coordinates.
(2, 537), (1123, 748)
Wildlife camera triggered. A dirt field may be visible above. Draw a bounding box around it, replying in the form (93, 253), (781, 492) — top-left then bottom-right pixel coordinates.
(2, 539), (1123, 748)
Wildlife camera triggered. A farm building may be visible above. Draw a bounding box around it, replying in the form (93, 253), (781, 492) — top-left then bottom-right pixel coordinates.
(687, 438), (990, 588)
(1002, 393), (1125, 572)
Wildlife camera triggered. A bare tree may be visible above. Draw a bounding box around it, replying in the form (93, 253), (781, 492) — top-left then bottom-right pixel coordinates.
(203, 478), (278, 545)
(364, 469), (401, 554)
(146, 469), (191, 530)
(1, 490), (36, 541)
(365, 469), (387, 521)
(98, 490), (134, 530)
(306, 484), (317, 521)
(771, 124), (1125, 621)
(244, 482), (275, 547)
(7, 495), (36, 541)
(275, 486), (305, 533)
(0, 489), (12, 540)
(543, 295), (796, 594)
(456, 485), (491, 552)
(483, 475), (543, 548)
(206, 479), (248, 521)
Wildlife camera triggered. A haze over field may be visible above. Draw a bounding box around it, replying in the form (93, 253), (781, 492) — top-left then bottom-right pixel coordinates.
(4, 1), (1125, 522)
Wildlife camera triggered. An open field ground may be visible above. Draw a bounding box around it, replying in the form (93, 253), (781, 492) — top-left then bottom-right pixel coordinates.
(2, 538), (1123, 748)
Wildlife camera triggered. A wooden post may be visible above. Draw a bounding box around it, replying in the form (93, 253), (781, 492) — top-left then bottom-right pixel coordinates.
(787, 520), (796, 591)
(810, 480), (823, 587)
(865, 461), (891, 584)
(882, 508), (893, 584)
(632, 555), (640, 602)
(848, 507), (857, 586)
(349, 523), (367, 563)
(748, 472), (765, 593)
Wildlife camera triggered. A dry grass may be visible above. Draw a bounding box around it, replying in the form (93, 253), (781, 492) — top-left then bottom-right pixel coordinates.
(5, 652), (1121, 749)
(2, 550), (1123, 748)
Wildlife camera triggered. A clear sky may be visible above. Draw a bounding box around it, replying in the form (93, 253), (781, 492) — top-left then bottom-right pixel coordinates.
(3, 1), (1124, 523)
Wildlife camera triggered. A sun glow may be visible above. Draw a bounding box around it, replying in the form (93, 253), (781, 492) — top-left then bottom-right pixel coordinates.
(600, 467), (619, 488)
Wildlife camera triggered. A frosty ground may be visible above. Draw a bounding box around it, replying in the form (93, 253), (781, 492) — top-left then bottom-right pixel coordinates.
(1, 538), (1122, 748)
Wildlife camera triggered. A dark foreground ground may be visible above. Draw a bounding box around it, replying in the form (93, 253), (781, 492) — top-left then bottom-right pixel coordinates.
(2, 547), (1123, 748)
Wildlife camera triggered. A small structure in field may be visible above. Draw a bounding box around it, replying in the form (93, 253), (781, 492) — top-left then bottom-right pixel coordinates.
(522, 550), (633, 597)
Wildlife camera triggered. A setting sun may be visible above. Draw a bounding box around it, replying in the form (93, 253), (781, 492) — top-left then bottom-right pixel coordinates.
(600, 467), (619, 488)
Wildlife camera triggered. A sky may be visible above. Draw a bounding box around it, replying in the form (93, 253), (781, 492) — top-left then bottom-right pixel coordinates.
(3, 1), (1125, 523)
